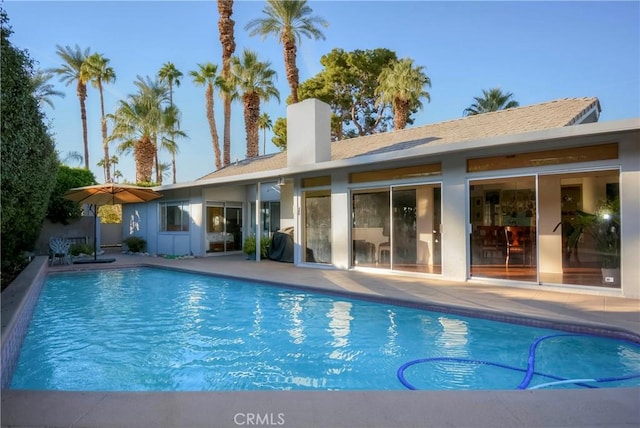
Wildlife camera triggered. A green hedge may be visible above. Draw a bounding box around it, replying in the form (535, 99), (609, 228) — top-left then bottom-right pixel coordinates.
(46, 166), (97, 224)
(1, 10), (59, 288)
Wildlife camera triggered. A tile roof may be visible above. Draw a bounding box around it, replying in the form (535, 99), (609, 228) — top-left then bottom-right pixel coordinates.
(198, 97), (600, 181)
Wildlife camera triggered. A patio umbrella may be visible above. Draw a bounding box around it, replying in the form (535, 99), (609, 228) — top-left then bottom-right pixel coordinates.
(63, 183), (163, 261)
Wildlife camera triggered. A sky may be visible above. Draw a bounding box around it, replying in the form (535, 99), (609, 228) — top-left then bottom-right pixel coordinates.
(4, 1), (639, 184)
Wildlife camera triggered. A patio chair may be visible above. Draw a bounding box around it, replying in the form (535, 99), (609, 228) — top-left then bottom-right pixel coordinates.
(49, 237), (71, 266)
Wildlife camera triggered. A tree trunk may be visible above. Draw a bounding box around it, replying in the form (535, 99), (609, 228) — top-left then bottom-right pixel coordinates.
(134, 136), (155, 183)
(223, 96), (232, 166)
(172, 152), (177, 184)
(218, 0), (235, 166)
(244, 93), (260, 158)
(78, 81), (89, 169)
(153, 134), (161, 184)
(98, 80), (111, 182)
(206, 83), (222, 169)
(168, 81), (176, 183)
(394, 99), (410, 130)
(283, 36), (299, 104)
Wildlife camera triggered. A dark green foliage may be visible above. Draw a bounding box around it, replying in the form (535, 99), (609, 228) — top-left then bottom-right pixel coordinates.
(271, 117), (287, 151)
(69, 243), (94, 256)
(46, 166), (97, 224)
(1, 10), (59, 288)
(243, 235), (257, 255)
(298, 48), (398, 139)
(243, 235), (270, 258)
(261, 236), (271, 258)
(123, 236), (146, 253)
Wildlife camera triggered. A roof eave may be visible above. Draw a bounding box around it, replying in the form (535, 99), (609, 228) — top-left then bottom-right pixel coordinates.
(154, 118), (639, 191)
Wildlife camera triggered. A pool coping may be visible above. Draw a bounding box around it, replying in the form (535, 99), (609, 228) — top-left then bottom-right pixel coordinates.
(2, 256), (639, 427)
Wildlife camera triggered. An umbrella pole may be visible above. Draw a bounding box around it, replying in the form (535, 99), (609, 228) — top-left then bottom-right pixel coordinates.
(93, 204), (98, 261)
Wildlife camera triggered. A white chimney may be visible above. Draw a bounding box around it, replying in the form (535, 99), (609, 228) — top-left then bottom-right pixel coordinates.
(286, 98), (331, 167)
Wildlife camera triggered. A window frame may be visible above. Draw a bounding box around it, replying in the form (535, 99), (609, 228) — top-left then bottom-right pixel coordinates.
(159, 200), (190, 233)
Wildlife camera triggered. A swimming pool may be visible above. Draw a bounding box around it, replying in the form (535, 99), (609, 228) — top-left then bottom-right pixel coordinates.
(10, 267), (640, 391)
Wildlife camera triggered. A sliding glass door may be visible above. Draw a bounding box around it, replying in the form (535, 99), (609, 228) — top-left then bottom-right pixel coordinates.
(538, 170), (620, 288)
(206, 202), (242, 253)
(303, 190), (332, 264)
(469, 176), (537, 282)
(469, 170), (621, 288)
(352, 184), (441, 274)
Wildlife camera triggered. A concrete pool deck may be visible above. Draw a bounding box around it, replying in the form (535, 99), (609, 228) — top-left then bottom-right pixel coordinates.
(2, 252), (639, 427)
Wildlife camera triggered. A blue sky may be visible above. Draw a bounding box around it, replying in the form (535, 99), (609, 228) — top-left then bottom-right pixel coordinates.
(4, 1), (639, 183)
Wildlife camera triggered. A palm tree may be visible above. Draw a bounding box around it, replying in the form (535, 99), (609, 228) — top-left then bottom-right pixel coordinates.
(30, 70), (65, 109)
(109, 94), (158, 184)
(375, 58), (431, 130)
(160, 105), (188, 184)
(463, 88), (520, 116)
(60, 150), (84, 167)
(96, 158), (107, 182)
(229, 49), (280, 158)
(81, 53), (116, 182)
(109, 155), (119, 181)
(157, 161), (172, 182)
(158, 62), (184, 183)
(133, 76), (170, 183)
(158, 62), (182, 108)
(245, 0), (327, 104)
(258, 112), (273, 155)
(191, 63), (224, 169)
(218, 0), (236, 166)
(49, 44), (91, 169)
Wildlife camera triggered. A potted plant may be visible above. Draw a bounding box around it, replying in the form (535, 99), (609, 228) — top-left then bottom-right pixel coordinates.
(243, 235), (257, 259)
(568, 198), (620, 284)
(243, 235), (272, 260)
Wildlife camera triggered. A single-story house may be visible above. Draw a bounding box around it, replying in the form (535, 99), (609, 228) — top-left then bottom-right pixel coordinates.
(122, 97), (640, 298)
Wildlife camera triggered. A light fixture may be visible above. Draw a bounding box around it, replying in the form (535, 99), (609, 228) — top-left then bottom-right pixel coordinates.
(277, 177), (286, 187)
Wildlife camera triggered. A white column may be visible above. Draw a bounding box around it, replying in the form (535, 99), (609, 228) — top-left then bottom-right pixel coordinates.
(332, 171), (350, 269)
(538, 175), (563, 276)
(255, 182), (261, 262)
(441, 154), (468, 281)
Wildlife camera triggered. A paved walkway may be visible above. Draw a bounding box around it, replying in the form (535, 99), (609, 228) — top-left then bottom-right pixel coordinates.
(2, 252), (639, 428)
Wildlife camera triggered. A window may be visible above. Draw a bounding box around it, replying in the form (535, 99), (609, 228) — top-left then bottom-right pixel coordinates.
(304, 190), (331, 263)
(160, 201), (189, 232)
(467, 143), (618, 173)
(350, 163), (441, 183)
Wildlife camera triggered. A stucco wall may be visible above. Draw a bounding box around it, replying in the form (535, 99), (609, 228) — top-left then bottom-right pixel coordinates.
(35, 216), (94, 255)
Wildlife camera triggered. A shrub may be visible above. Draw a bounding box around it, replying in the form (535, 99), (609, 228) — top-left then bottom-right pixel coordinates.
(46, 166), (97, 224)
(123, 236), (146, 253)
(69, 243), (94, 256)
(243, 235), (271, 258)
(243, 235), (256, 255)
(1, 10), (58, 289)
(261, 237), (271, 258)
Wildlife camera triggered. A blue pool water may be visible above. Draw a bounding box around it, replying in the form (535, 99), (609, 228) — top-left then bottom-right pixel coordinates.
(10, 267), (640, 391)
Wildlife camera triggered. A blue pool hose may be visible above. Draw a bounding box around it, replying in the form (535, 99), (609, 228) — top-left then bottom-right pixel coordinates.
(397, 333), (640, 390)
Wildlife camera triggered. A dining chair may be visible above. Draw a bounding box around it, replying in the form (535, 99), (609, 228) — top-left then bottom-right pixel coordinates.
(504, 226), (526, 266)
